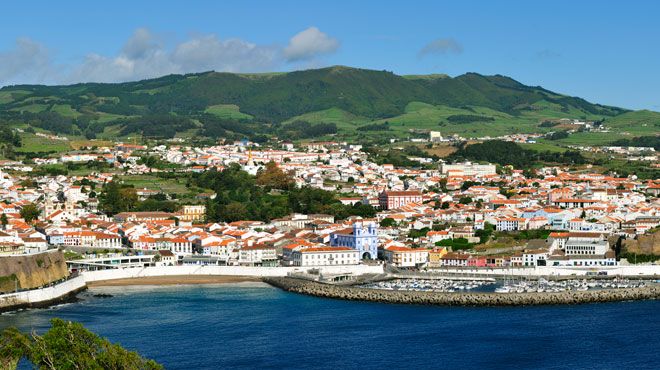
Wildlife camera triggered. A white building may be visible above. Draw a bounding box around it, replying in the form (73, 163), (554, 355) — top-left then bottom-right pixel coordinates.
(290, 246), (359, 267)
(440, 162), (497, 177)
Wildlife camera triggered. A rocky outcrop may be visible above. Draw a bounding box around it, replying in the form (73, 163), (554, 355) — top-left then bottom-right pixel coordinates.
(264, 277), (660, 306)
(623, 232), (660, 255)
(0, 251), (69, 293)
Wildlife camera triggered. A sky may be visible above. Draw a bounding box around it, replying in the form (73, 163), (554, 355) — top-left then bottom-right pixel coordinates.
(0, 0), (659, 110)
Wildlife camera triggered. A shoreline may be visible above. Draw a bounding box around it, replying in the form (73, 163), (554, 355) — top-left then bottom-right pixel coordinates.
(87, 275), (261, 287)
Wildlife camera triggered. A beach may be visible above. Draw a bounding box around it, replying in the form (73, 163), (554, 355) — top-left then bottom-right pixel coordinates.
(87, 275), (260, 287)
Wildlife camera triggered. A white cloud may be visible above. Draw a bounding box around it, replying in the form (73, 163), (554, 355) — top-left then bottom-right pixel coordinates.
(66, 29), (280, 83)
(0, 37), (55, 84)
(418, 38), (463, 57)
(0, 27), (340, 85)
(284, 27), (339, 62)
(171, 35), (279, 73)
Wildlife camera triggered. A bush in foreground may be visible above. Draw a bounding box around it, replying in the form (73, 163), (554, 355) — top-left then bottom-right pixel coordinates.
(0, 318), (162, 369)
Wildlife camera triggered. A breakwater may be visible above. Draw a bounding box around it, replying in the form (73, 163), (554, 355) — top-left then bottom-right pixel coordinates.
(263, 277), (660, 306)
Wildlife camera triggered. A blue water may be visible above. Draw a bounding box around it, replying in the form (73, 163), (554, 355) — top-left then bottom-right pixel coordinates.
(1, 283), (658, 369)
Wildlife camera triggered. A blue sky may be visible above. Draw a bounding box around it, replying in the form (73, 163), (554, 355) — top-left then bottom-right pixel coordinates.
(0, 0), (658, 110)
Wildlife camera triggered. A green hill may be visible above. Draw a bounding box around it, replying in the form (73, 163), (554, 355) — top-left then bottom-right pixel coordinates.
(0, 65), (655, 143)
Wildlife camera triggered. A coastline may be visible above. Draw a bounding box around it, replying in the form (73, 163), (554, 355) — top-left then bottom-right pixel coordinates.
(87, 275), (261, 287)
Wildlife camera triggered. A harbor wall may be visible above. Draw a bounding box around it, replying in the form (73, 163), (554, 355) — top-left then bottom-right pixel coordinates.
(81, 264), (385, 282)
(263, 276), (660, 307)
(0, 275), (86, 312)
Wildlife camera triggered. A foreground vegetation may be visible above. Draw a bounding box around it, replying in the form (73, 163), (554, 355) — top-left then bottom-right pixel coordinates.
(0, 319), (162, 369)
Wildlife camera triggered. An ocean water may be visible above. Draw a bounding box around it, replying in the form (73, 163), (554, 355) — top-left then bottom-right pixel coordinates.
(1, 283), (658, 370)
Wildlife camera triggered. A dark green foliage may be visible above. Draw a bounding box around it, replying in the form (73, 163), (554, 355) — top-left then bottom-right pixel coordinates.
(30, 165), (68, 176)
(357, 122), (390, 131)
(545, 131), (569, 140)
(114, 114), (195, 138)
(619, 252), (660, 264)
(451, 140), (586, 168)
(0, 318), (162, 369)
(446, 114), (494, 124)
(277, 121), (337, 139)
(196, 164), (375, 222)
(475, 222), (495, 244)
(435, 237), (475, 251)
(0, 127), (21, 147)
(380, 217), (397, 227)
(408, 227), (429, 239)
(610, 135), (660, 150)
(98, 181), (138, 216)
(19, 203), (40, 222)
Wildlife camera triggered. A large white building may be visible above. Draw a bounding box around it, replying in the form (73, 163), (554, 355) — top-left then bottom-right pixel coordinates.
(564, 240), (610, 256)
(440, 162), (497, 177)
(238, 245), (277, 266)
(290, 246), (359, 267)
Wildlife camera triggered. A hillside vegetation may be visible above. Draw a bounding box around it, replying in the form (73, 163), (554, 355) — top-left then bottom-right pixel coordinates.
(0, 66), (656, 143)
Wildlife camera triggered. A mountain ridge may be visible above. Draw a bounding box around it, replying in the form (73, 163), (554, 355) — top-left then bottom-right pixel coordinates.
(1, 66), (656, 142)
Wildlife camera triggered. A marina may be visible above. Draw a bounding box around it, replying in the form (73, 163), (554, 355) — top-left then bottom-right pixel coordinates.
(359, 277), (657, 294)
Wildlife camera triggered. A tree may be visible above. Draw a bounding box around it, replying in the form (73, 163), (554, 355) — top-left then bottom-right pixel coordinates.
(19, 203), (40, 223)
(0, 214), (7, 230)
(380, 217), (397, 227)
(0, 318), (162, 369)
(459, 196), (472, 204)
(256, 161), (294, 190)
(99, 182), (138, 216)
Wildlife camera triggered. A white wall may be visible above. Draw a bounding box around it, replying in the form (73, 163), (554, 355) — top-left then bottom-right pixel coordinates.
(0, 275), (86, 309)
(82, 264), (384, 282)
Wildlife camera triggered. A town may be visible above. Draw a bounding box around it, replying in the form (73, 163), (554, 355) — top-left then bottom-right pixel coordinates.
(0, 135), (658, 278)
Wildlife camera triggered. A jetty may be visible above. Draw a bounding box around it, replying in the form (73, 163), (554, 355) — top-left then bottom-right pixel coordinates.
(263, 276), (660, 306)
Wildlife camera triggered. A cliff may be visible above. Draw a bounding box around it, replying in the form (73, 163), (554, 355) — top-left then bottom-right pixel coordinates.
(0, 251), (69, 293)
(623, 232), (660, 255)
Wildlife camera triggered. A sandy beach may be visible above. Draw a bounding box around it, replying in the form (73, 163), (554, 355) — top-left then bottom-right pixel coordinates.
(87, 275), (261, 287)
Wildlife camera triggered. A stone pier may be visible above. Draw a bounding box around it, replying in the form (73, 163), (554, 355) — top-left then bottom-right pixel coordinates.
(263, 277), (660, 306)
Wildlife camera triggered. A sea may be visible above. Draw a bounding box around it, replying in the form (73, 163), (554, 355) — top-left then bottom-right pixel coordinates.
(1, 282), (658, 370)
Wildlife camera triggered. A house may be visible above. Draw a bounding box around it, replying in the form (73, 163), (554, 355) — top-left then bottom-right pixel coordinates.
(496, 217), (528, 231)
(382, 246), (429, 267)
(378, 190), (423, 210)
(427, 247), (448, 268)
(157, 250), (177, 266)
(522, 249), (548, 266)
(439, 252), (469, 267)
(427, 230), (452, 243)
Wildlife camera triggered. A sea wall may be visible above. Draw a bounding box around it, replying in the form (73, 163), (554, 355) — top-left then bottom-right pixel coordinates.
(263, 277), (660, 306)
(0, 250), (69, 293)
(82, 264), (385, 282)
(0, 275), (86, 312)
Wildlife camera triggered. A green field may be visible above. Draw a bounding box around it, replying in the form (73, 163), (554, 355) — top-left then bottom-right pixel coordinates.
(49, 104), (82, 118)
(519, 140), (568, 153)
(16, 133), (71, 153)
(205, 104), (253, 120)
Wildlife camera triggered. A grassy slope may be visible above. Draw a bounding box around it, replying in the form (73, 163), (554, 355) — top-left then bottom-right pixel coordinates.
(204, 104), (253, 120)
